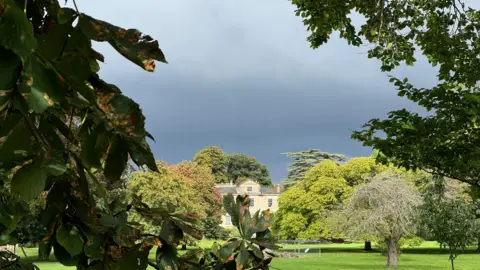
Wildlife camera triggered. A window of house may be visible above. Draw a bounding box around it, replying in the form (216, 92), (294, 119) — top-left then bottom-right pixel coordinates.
(249, 198), (255, 207)
(247, 186), (252, 192)
(225, 215), (231, 225)
(268, 198), (273, 208)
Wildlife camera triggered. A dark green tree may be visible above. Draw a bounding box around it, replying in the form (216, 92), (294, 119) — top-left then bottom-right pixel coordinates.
(290, 1), (480, 187)
(0, 1), (277, 269)
(193, 146), (229, 183)
(227, 154), (272, 187)
(282, 149), (345, 187)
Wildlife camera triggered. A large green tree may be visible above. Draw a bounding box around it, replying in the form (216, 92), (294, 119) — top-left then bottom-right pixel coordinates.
(290, 1), (480, 187)
(273, 160), (351, 240)
(282, 149), (345, 187)
(0, 1), (276, 269)
(227, 153), (272, 187)
(193, 146), (229, 183)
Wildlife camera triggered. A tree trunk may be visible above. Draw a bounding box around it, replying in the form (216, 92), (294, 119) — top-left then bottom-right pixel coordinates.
(450, 257), (455, 270)
(385, 238), (398, 269)
(476, 239), (480, 253)
(364, 241), (372, 252)
(181, 244), (187, 250)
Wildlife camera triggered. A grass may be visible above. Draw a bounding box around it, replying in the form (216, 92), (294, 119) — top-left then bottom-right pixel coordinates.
(12, 241), (480, 269)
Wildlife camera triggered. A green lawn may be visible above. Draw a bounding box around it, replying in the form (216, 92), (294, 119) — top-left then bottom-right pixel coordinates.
(14, 241), (480, 269)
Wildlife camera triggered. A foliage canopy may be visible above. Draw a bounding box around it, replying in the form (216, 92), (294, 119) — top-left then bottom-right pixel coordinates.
(291, 0), (480, 187)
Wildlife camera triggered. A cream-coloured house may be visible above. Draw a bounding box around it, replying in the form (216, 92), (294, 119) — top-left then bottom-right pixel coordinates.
(215, 179), (283, 228)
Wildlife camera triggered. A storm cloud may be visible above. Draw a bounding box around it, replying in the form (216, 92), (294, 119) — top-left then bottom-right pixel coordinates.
(78, 0), (438, 182)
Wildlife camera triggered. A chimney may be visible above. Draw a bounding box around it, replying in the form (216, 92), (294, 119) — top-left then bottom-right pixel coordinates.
(274, 185), (280, 193)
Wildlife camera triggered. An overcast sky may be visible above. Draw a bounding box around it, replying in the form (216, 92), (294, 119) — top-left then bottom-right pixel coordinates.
(77, 0), (440, 183)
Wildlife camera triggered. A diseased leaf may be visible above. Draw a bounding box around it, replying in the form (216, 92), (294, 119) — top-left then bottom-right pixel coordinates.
(235, 242), (248, 270)
(84, 231), (104, 260)
(11, 162), (47, 201)
(78, 14), (167, 71)
(156, 244), (180, 270)
(0, 0), (37, 59)
(218, 240), (241, 262)
(20, 56), (66, 113)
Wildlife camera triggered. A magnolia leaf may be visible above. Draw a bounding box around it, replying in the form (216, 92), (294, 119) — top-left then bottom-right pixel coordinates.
(78, 14), (167, 71)
(56, 224), (84, 256)
(11, 163), (47, 201)
(0, 0), (37, 59)
(250, 244), (264, 259)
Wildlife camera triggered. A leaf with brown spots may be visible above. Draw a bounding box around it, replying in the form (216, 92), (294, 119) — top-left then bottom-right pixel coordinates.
(19, 56), (67, 113)
(78, 14), (167, 71)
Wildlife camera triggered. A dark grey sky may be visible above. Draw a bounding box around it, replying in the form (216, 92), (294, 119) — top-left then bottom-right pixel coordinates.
(78, 0), (439, 183)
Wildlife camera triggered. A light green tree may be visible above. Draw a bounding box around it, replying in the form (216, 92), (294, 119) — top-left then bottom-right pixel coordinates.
(273, 160), (351, 240)
(193, 146), (229, 183)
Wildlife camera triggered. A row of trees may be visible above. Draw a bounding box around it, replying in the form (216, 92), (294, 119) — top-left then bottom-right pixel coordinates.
(275, 154), (480, 269)
(193, 146), (272, 186)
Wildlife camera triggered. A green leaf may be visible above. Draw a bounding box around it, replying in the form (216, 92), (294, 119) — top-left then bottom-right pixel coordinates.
(160, 220), (183, 246)
(250, 244), (264, 259)
(0, 47), (21, 90)
(54, 242), (79, 266)
(127, 137), (157, 172)
(84, 232), (104, 260)
(81, 124), (105, 169)
(235, 242), (248, 270)
(0, 0), (37, 59)
(43, 151), (67, 176)
(113, 225), (139, 247)
(37, 12), (74, 60)
(156, 244), (180, 270)
(56, 224), (85, 256)
(218, 240), (241, 262)
(20, 56), (66, 113)
(0, 118), (33, 170)
(104, 135), (128, 183)
(115, 245), (150, 270)
(78, 14), (167, 71)
(57, 7), (77, 24)
(11, 162), (47, 201)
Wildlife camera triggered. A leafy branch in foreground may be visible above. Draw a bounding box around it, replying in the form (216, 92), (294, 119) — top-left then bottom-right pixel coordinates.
(0, 0), (277, 269)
